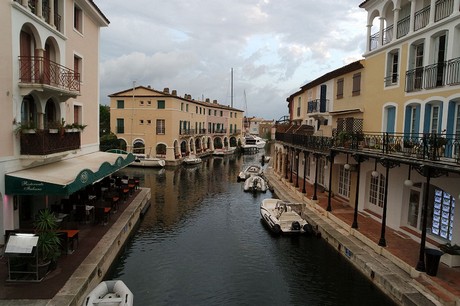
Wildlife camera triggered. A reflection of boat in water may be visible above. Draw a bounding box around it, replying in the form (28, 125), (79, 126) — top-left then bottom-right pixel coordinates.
(260, 199), (312, 235)
(237, 164), (263, 181)
(83, 279), (133, 306)
(243, 175), (268, 193)
(183, 155), (202, 165)
(131, 153), (165, 168)
(213, 146), (236, 157)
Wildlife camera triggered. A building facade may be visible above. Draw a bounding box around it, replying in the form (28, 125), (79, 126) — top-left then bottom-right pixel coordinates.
(274, 0), (460, 272)
(0, 1), (133, 245)
(109, 86), (244, 163)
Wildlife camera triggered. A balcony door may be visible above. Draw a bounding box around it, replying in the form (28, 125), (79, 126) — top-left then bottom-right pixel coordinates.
(435, 34), (447, 87)
(413, 43), (424, 90)
(20, 31), (32, 82)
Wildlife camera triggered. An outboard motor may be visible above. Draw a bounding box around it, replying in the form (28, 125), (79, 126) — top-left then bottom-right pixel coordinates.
(303, 223), (313, 235)
(291, 221), (301, 231)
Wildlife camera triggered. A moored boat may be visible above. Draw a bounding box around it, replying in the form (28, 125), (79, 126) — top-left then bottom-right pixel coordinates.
(183, 154), (202, 165)
(260, 199), (312, 234)
(83, 280), (133, 306)
(131, 154), (165, 168)
(237, 164), (263, 181)
(213, 146), (236, 156)
(243, 175), (268, 193)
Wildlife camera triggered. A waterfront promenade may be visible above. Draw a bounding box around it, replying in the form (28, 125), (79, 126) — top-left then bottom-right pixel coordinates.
(0, 187), (150, 306)
(264, 166), (460, 306)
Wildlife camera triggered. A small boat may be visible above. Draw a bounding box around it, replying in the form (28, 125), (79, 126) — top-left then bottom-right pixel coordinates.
(213, 146), (236, 156)
(237, 164), (263, 181)
(183, 154), (202, 165)
(240, 136), (260, 154)
(83, 280), (133, 306)
(253, 136), (267, 149)
(243, 175), (268, 192)
(260, 155), (271, 164)
(130, 154), (165, 168)
(260, 199), (312, 234)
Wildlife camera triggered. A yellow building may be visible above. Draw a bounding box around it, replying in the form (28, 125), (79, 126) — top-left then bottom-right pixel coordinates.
(109, 86), (244, 164)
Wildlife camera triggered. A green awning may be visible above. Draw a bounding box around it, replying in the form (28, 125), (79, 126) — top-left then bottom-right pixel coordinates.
(5, 151), (135, 195)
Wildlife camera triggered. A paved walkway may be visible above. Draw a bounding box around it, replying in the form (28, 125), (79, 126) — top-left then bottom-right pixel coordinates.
(265, 166), (460, 306)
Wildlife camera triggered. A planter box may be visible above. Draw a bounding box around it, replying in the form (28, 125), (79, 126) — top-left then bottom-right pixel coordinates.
(440, 253), (460, 267)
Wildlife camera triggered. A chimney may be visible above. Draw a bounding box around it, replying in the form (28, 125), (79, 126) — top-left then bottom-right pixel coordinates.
(163, 87), (169, 94)
(205, 98), (210, 103)
(172, 90), (177, 96)
(147, 85), (151, 89)
(213, 100), (217, 104)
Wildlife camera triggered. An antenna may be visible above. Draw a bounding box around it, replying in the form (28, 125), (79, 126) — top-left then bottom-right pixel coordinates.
(231, 68), (233, 108)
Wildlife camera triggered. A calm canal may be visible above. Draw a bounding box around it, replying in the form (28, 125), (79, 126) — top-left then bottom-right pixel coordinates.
(108, 150), (396, 306)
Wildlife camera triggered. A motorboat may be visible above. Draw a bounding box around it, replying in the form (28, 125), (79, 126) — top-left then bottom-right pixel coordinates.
(260, 155), (271, 164)
(260, 198), (312, 234)
(130, 154), (165, 168)
(83, 279), (133, 306)
(183, 154), (202, 165)
(253, 136), (267, 149)
(237, 164), (263, 181)
(243, 175), (268, 193)
(240, 136), (260, 154)
(213, 146), (236, 157)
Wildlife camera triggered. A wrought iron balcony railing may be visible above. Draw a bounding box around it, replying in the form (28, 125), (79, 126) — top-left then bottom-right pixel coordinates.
(307, 99), (330, 113)
(20, 130), (81, 155)
(14, 0), (62, 32)
(19, 56), (80, 93)
(276, 131), (460, 164)
(405, 57), (460, 92)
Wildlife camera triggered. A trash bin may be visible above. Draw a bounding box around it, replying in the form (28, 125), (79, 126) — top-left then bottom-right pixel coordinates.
(425, 248), (444, 276)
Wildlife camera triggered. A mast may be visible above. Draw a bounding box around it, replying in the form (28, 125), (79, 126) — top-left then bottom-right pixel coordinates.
(231, 68), (233, 108)
(131, 81), (135, 153)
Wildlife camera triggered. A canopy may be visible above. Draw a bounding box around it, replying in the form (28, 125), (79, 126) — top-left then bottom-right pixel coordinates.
(5, 151), (135, 195)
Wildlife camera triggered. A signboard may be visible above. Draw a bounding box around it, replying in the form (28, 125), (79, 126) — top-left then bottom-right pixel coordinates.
(5, 235), (38, 255)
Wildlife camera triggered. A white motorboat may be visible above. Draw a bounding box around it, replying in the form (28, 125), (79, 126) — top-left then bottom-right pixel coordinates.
(130, 154), (165, 168)
(252, 136), (267, 149)
(83, 280), (133, 306)
(260, 198), (312, 234)
(243, 175), (268, 192)
(213, 146), (236, 157)
(240, 136), (260, 154)
(183, 154), (202, 165)
(237, 164), (263, 181)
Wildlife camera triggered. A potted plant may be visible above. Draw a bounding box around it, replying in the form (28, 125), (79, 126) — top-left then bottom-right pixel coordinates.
(46, 120), (63, 134)
(403, 139), (415, 156)
(14, 122), (37, 134)
(31, 209), (61, 279)
(337, 131), (351, 147)
(439, 243), (460, 268)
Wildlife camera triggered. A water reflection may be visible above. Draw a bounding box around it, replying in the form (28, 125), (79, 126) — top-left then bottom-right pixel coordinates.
(109, 149), (395, 306)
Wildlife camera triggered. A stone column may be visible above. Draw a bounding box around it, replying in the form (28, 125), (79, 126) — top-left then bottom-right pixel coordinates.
(393, 7), (400, 41)
(366, 24), (372, 52)
(429, 0), (436, 24)
(409, 0), (416, 35)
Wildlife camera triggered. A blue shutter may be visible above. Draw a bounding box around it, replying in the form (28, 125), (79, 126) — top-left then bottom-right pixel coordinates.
(404, 105), (411, 134)
(424, 104), (432, 133)
(386, 106), (396, 133)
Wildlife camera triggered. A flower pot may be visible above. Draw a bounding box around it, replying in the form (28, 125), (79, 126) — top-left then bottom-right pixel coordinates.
(49, 129), (59, 134)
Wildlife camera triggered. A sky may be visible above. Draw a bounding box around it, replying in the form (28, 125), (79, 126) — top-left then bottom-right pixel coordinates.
(96, 0), (367, 121)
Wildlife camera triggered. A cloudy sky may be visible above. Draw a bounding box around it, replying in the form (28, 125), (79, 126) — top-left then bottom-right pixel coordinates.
(96, 0), (367, 120)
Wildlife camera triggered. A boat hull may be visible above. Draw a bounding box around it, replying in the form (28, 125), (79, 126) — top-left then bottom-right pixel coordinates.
(243, 175), (268, 192)
(260, 199), (311, 234)
(84, 280), (133, 306)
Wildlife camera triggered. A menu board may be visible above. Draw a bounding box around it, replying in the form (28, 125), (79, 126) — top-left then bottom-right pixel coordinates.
(4, 235), (38, 255)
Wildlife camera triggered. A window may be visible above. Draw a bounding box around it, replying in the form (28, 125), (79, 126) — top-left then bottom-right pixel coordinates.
(318, 158), (326, 186)
(338, 167), (351, 198)
(220, 111), (223, 117)
(147, 100), (151, 105)
(208, 109), (211, 115)
(410, 106), (417, 134)
(352, 73), (361, 96)
(430, 105), (440, 133)
(74, 105), (82, 125)
(214, 110), (217, 116)
(156, 119), (165, 134)
(414, 43), (424, 90)
(186, 104), (189, 112)
(297, 96), (301, 116)
(140, 101), (144, 106)
(181, 103), (184, 111)
(116, 118), (124, 134)
(74, 55), (81, 82)
(157, 100), (165, 109)
(336, 78), (344, 99)
(386, 50), (399, 86)
(147, 120), (151, 125)
(230, 112), (233, 118)
(196, 106), (198, 113)
(369, 173), (385, 208)
(117, 100), (124, 109)
(74, 5), (83, 33)
(139, 120), (144, 125)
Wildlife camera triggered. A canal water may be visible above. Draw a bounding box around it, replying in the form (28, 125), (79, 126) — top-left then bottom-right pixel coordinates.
(108, 150), (396, 306)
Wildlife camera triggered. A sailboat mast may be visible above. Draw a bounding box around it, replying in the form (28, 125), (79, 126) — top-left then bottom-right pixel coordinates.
(131, 81), (135, 153)
(231, 68), (233, 108)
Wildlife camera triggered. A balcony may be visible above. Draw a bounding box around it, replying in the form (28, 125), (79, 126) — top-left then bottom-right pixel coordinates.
(276, 131), (460, 165)
(14, 0), (62, 32)
(19, 56), (80, 96)
(307, 99), (330, 114)
(366, 0), (456, 52)
(405, 57), (460, 92)
(20, 130), (81, 155)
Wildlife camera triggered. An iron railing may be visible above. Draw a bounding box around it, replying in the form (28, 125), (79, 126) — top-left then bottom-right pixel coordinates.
(435, 0), (454, 22)
(19, 56), (80, 93)
(414, 6), (430, 31)
(307, 99), (330, 113)
(406, 57), (460, 92)
(20, 130), (81, 155)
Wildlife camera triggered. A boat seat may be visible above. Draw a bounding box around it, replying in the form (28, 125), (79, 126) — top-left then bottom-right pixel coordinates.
(95, 297), (123, 304)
